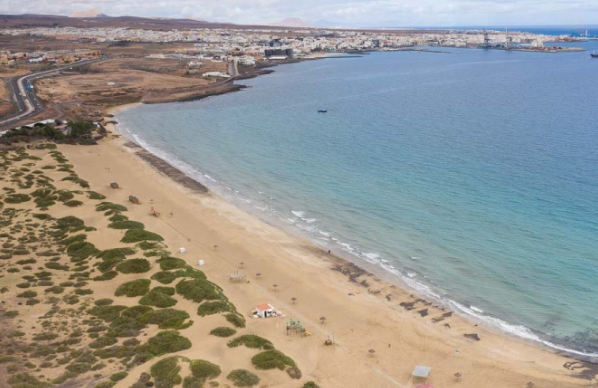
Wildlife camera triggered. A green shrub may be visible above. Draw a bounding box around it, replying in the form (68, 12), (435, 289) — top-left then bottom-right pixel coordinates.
(227, 335), (273, 350)
(98, 247), (136, 260)
(44, 286), (65, 294)
(62, 175), (89, 188)
(59, 234), (86, 245)
(109, 221), (144, 230)
(115, 258), (150, 274)
(150, 356), (182, 388)
(145, 308), (190, 329)
(251, 350), (297, 371)
(64, 200), (83, 207)
(5, 193), (31, 203)
(225, 314), (246, 328)
(198, 301), (235, 317)
(16, 258), (36, 265)
(176, 278), (224, 304)
(226, 369), (260, 387)
(140, 331), (191, 356)
(33, 332), (59, 341)
(121, 305), (153, 318)
(151, 271), (177, 284)
(110, 371), (127, 382)
(66, 241), (100, 262)
(89, 335), (118, 349)
(115, 279), (151, 297)
(121, 229), (164, 243)
(56, 190), (74, 202)
(210, 327), (237, 338)
(94, 298), (114, 306)
(302, 381), (320, 388)
(189, 359), (221, 384)
(45, 262), (69, 271)
(93, 271), (118, 281)
(139, 287), (177, 308)
(157, 257), (186, 270)
(96, 202), (127, 213)
(137, 241), (158, 250)
(74, 288), (93, 295)
(93, 345), (135, 360)
(17, 290), (38, 298)
(8, 373), (50, 388)
(88, 191), (106, 200)
(32, 213), (52, 220)
(88, 305), (127, 322)
(108, 213), (128, 222)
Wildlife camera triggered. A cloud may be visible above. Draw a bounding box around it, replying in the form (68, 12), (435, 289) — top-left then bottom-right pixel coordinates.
(1, 0), (597, 26)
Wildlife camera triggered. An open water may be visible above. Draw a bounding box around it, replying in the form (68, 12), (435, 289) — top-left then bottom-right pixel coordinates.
(117, 41), (598, 359)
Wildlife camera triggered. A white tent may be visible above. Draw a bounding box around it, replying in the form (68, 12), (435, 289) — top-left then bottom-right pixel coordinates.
(412, 365), (431, 379)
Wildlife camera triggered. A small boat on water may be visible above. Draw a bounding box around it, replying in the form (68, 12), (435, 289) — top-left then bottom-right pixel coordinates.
(318, 109), (328, 113)
(591, 51), (598, 58)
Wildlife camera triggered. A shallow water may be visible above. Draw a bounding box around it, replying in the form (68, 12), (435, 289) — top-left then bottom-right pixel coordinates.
(118, 42), (598, 358)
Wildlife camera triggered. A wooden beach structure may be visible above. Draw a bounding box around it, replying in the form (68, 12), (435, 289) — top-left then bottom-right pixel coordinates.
(129, 195), (140, 204)
(110, 182), (119, 189)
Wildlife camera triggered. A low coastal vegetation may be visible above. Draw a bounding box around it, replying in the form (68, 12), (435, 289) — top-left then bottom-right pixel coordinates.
(0, 145), (308, 388)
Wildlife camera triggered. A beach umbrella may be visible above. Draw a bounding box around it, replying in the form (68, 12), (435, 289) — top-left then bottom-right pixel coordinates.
(273, 284), (278, 291)
(291, 297), (297, 304)
(526, 383), (535, 388)
(239, 261), (245, 268)
(255, 272), (261, 279)
(320, 316), (326, 324)
(454, 372), (462, 381)
(368, 349), (376, 356)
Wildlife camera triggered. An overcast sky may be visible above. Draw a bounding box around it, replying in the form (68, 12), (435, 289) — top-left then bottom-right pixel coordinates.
(1, 0), (598, 27)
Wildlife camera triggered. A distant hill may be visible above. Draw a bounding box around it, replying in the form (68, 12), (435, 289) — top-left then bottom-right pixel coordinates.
(0, 13), (287, 30)
(69, 9), (108, 18)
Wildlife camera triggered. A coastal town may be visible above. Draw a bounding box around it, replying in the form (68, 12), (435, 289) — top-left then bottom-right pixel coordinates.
(0, 25), (587, 67)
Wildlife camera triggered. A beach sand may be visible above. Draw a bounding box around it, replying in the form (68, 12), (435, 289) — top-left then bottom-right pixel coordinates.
(45, 125), (593, 387)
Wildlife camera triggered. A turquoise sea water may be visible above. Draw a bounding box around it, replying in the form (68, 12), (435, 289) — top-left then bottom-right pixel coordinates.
(117, 42), (598, 359)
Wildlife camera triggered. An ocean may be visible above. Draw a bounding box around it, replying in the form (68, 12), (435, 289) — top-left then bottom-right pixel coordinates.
(117, 41), (598, 359)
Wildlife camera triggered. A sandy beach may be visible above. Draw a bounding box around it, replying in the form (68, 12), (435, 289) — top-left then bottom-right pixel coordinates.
(50, 121), (593, 387)
(0, 108), (593, 388)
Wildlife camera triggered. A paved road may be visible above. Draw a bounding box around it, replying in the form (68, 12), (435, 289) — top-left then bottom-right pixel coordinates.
(0, 59), (103, 128)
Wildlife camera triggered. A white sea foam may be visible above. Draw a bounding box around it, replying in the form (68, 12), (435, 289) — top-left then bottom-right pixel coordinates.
(363, 252), (381, 263)
(470, 305), (484, 314)
(292, 210), (305, 218)
(319, 230), (331, 237)
(303, 218), (317, 223)
(407, 272), (417, 278)
(450, 301), (598, 358)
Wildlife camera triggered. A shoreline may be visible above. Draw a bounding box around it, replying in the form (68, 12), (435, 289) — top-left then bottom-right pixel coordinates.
(77, 121), (595, 387)
(97, 104), (598, 385)
(106, 67), (598, 365)
(111, 110), (598, 365)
